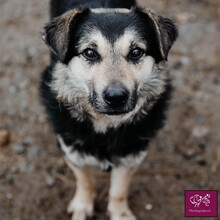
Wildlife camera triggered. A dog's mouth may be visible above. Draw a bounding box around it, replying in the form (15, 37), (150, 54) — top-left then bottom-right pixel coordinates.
(99, 109), (131, 116)
(92, 102), (136, 117)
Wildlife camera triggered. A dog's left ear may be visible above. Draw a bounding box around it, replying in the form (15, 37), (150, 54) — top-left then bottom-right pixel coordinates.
(136, 8), (178, 62)
(42, 9), (82, 62)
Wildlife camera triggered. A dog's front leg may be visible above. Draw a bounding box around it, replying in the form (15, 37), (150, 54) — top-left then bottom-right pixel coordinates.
(108, 166), (137, 220)
(65, 159), (95, 220)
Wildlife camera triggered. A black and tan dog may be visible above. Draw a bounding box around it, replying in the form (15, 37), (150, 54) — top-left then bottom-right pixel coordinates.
(41, 0), (178, 219)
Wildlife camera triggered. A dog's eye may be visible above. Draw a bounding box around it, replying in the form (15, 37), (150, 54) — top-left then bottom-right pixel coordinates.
(128, 48), (144, 61)
(82, 48), (99, 61)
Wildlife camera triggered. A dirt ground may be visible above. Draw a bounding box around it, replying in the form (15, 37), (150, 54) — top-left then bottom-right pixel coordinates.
(0, 0), (220, 220)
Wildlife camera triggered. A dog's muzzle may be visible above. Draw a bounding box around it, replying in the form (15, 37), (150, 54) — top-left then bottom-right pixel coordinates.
(90, 82), (136, 116)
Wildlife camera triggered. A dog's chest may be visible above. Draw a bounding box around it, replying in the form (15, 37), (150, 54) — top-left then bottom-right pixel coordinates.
(58, 134), (147, 170)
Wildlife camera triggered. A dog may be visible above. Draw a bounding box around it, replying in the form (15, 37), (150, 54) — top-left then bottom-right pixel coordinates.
(41, 0), (178, 219)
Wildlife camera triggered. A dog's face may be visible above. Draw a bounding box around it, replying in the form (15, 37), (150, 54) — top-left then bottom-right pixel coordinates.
(43, 8), (177, 120)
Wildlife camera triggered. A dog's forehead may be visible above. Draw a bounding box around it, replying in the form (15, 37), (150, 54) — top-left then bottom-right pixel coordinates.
(77, 28), (146, 55)
(75, 9), (147, 50)
(80, 9), (145, 43)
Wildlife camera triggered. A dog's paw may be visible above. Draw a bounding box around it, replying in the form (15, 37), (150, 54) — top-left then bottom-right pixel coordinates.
(109, 211), (137, 220)
(71, 211), (87, 220)
(67, 196), (94, 220)
(108, 203), (137, 220)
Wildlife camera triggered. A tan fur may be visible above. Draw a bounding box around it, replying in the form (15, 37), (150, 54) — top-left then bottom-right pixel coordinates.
(66, 154), (138, 220)
(108, 166), (137, 220)
(65, 159), (95, 220)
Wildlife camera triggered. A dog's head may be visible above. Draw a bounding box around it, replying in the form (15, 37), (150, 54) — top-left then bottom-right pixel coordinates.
(42, 7), (177, 119)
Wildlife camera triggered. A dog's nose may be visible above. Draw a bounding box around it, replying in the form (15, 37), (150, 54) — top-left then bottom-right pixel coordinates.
(103, 84), (129, 108)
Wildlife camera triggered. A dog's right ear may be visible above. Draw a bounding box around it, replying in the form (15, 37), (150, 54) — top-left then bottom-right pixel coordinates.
(42, 9), (82, 62)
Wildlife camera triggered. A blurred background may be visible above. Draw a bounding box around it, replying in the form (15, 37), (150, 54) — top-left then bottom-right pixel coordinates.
(0, 0), (219, 219)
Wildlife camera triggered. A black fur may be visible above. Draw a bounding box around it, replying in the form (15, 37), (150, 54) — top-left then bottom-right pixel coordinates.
(41, 0), (177, 167)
